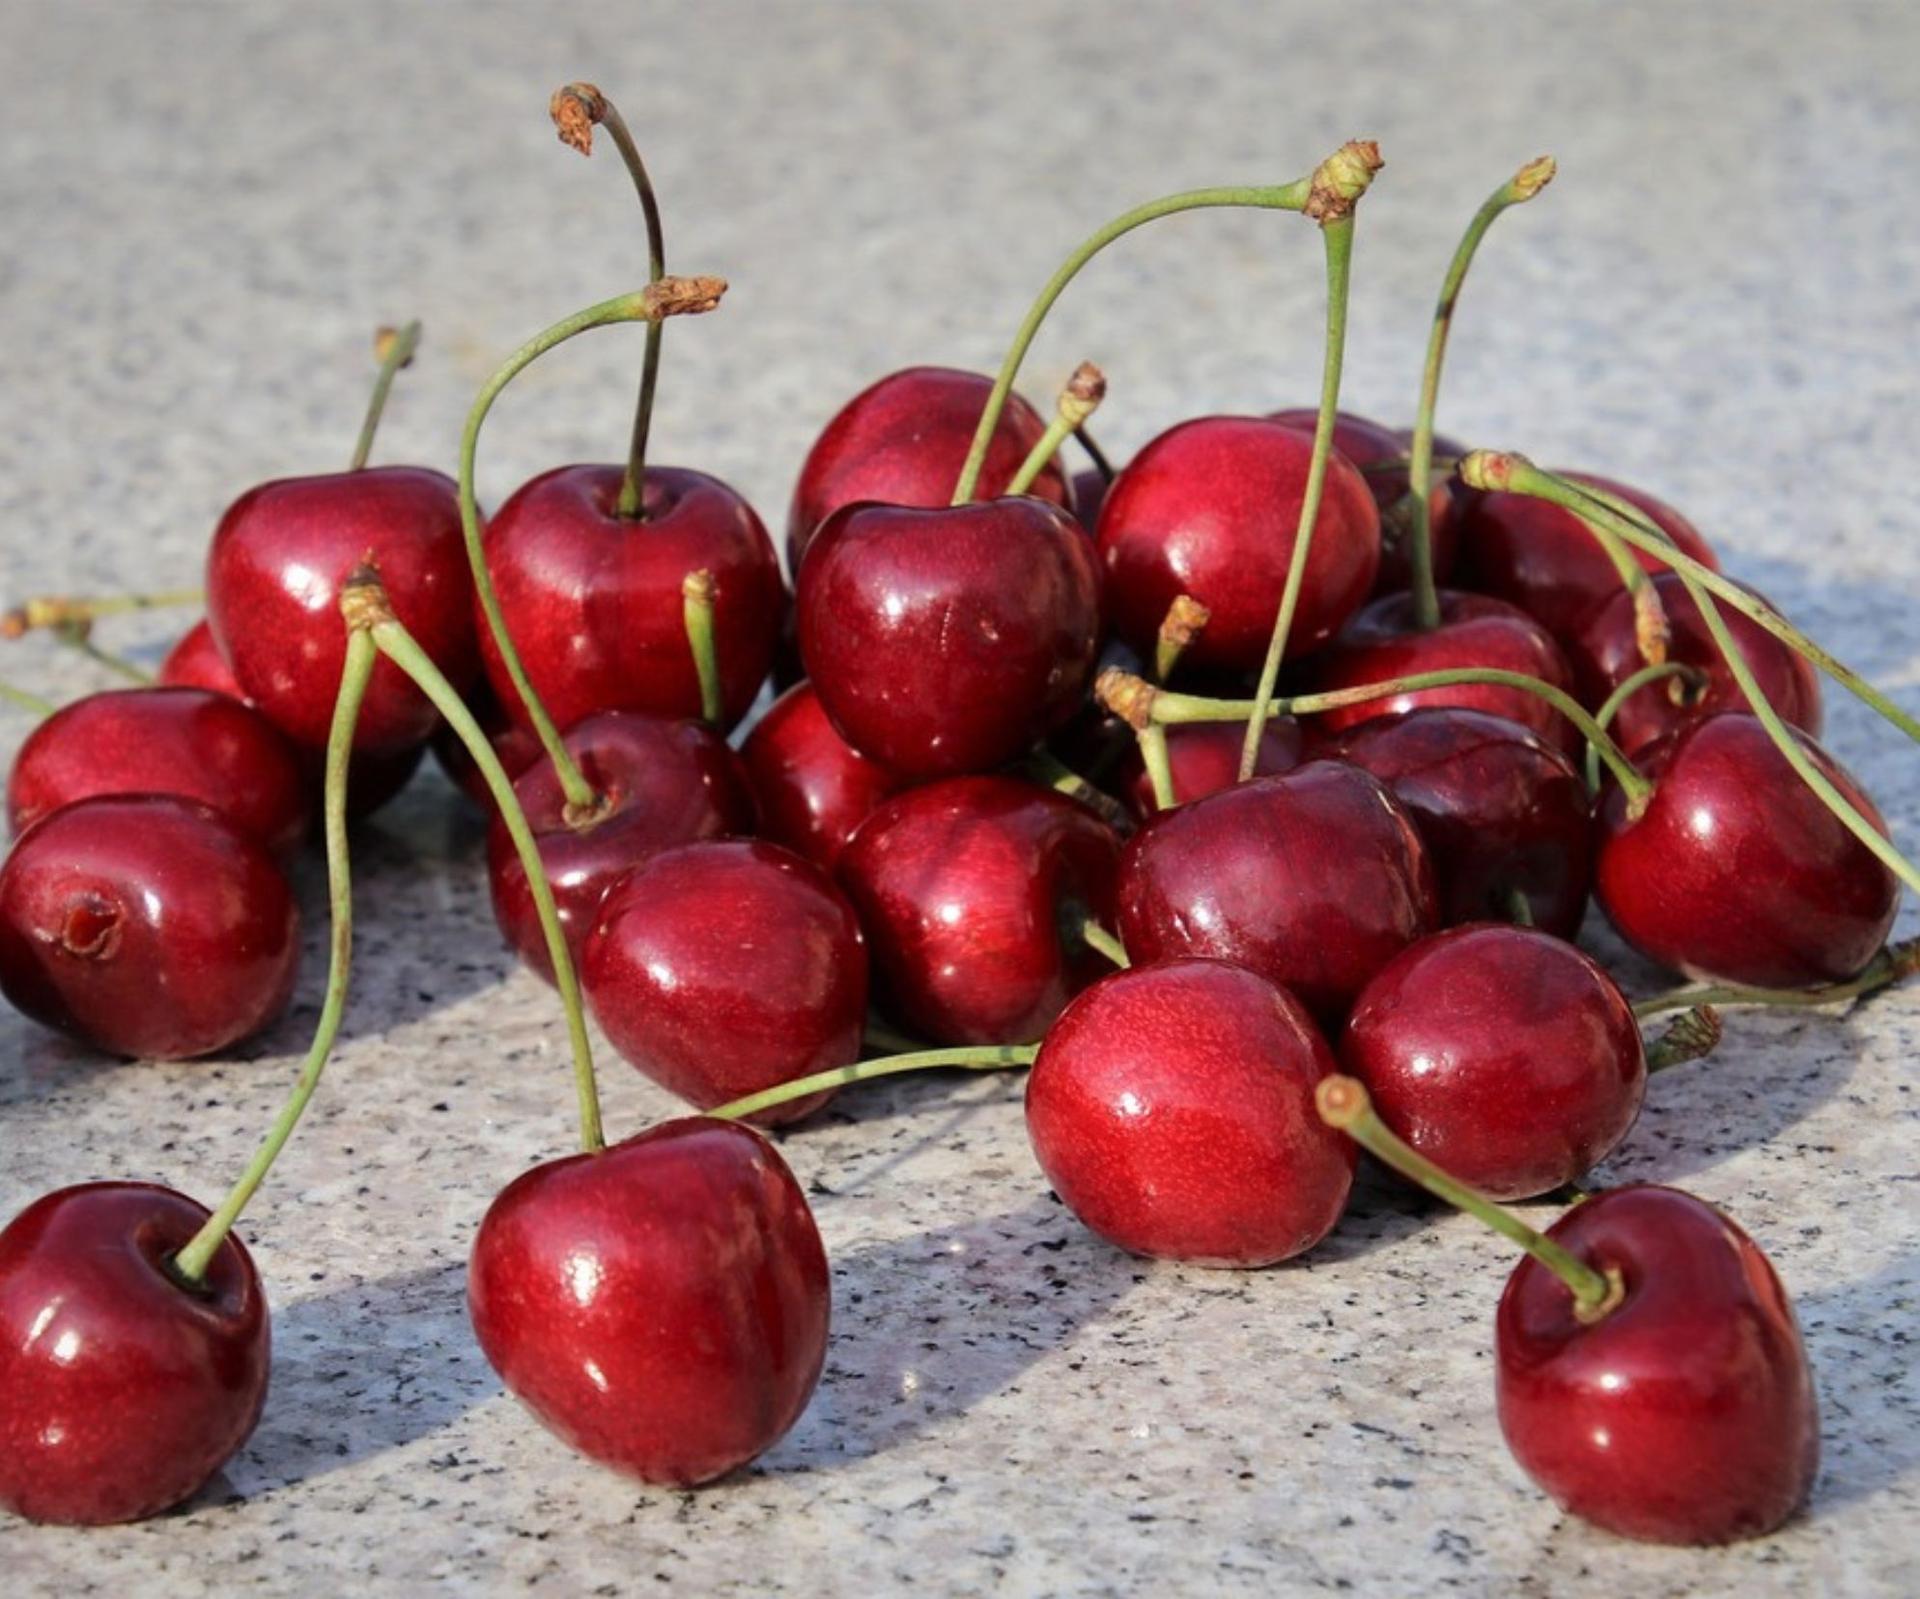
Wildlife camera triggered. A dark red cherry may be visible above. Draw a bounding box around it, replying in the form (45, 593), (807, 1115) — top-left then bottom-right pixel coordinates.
(838, 776), (1121, 1044)
(1303, 590), (1584, 762)
(1456, 470), (1719, 639)
(487, 712), (756, 982)
(797, 497), (1101, 779)
(786, 365), (1070, 573)
(1595, 712), (1896, 986)
(429, 680), (544, 810)
(1342, 925), (1644, 1199)
(1096, 416), (1380, 676)
(1114, 718), (1305, 818)
(1569, 571), (1821, 755)
(205, 465), (477, 751)
(583, 841), (866, 1125)
(0, 795), (299, 1059)
(0, 1182), (268, 1525)
(1070, 467), (1109, 536)
(468, 1118), (829, 1486)
(478, 465), (784, 734)
(1497, 1185), (1818, 1544)
(1026, 959), (1354, 1265)
(739, 682), (906, 872)
(8, 687), (309, 857)
(1315, 708), (1592, 937)
(1116, 763), (1438, 1024)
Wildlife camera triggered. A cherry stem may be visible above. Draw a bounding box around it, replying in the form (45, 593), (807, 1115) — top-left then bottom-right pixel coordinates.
(553, 85), (666, 521)
(1136, 721), (1177, 811)
(1633, 936), (1920, 1019)
(1007, 361), (1106, 498)
(1404, 157), (1554, 628)
(1460, 454), (1920, 749)
(173, 626), (375, 1283)
(1644, 1004), (1723, 1072)
(1154, 594), (1210, 683)
(1315, 1074), (1620, 1320)
(948, 175), (1319, 505)
(355, 579), (605, 1154)
(1584, 660), (1707, 791)
(1021, 750), (1131, 831)
(1069, 910), (1130, 968)
(0, 680), (55, 716)
(349, 321), (422, 472)
(52, 623), (151, 685)
(681, 569), (723, 725)
(1, 588), (203, 638)
(457, 282), (726, 817)
(707, 1043), (1038, 1123)
(1075, 424), (1116, 485)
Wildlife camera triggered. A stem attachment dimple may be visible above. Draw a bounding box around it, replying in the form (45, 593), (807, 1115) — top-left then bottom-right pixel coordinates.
(350, 320), (422, 472)
(706, 1043), (1038, 1124)
(681, 569), (723, 726)
(1007, 362), (1106, 498)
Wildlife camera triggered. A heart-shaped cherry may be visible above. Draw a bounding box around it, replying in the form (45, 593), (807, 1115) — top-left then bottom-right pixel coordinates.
(1026, 958), (1354, 1265)
(583, 840), (866, 1125)
(468, 1117), (829, 1486)
(739, 681), (906, 871)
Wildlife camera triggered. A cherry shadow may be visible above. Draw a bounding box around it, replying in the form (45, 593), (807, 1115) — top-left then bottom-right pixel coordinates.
(1798, 1251), (1920, 1514)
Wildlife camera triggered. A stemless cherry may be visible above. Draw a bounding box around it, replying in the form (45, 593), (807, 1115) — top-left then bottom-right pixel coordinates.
(739, 682), (906, 871)
(0, 795), (299, 1059)
(0, 1182), (268, 1525)
(1115, 718), (1305, 817)
(583, 841), (866, 1125)
(468, 1118), (829, 1486)
(1026, 959), (1354, 1265)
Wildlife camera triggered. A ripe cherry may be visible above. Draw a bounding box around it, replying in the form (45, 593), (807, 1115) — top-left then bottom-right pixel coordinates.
(738, 681), (905, 871)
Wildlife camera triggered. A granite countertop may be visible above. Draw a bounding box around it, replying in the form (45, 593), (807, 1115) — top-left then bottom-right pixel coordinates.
(3, 2), (1917, 1594)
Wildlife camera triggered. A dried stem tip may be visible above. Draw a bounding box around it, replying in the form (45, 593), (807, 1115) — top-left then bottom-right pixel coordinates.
(550, 82), (606, 154)
(339, 563), (397, 632)
(1096, 666), (1159, 731)
(1304, 139), (1384, 224)
(1158, 594), (1211, 653)
(1633, 585), (1671, 667)
(1456, 448), (1526, 493)
(1510, 155), (1557, 201)
(681, 568), (717, 606)
(1058, 361), (1107, 428)
(372, 324), (418, 369)
(636, 275), (728, 321)
(1314, 1073), (1368, 1129)
(1647, 1004), (1723, 1072)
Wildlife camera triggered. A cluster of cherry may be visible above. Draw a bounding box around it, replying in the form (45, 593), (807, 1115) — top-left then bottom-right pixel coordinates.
(1, 91), (1912, 1549)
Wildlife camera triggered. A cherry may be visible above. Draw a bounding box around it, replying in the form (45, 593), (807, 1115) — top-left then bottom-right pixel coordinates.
(1095, 416), (1380, 677)
(158, 616), (248, 698)
(1314, 707), (1592, 937)
(0, 794), (299, 1059)
(1114, 718), (1305, 817)
(0, 1182), (268, 1524)
(797, 496), (1101, 779)
(429, 679), (543, 810)
(1116, 762), (1438, 1023)
(738, 681), (905, 871)
(785, 365), (1071, 573)
(1596, 712), (1897, 986)
(468, 1117), (829, 1486)
(838, 776), (1121, 1044)
(488, 711), (756, 982)
(583, 840), (866, 1125)
(1341, 925), (1644, 1199)
(1026, 958), (1354, 1265)
(8, 687), (309, 857)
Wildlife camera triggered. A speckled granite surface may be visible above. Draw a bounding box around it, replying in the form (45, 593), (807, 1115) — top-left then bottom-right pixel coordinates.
(2, 2), (1917, 1593)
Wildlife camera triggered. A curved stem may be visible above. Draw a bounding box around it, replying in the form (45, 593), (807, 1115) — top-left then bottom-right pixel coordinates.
(2, 588), (202, 638)
(1008, 362), (1105, 498)
(1020, 750), (1131, 831)
(707, 1043), (1038, 1123)
(950, 179), (1314, 505)
(350, 321), (422, 471)
(173, 627), (374, 1283)
(0, 679), (55, 716)
(1633, 937), (1920, 1018)
(1316, 1074), (1619, 1320)
(1585, 660), (1706, 790)
(681, 569), (723, 726)
(1075, 424), (1116, 484)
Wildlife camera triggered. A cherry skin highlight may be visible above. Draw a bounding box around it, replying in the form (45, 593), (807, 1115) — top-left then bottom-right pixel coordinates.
(1496, 1184), (1818, 1545)
(1341, 925), (1644, 1200)
(739, 681), (906, 871)
(837, 776), (1121, 1045)
(583, 840), (867, 1125)
(1026, 959), (1355, 1266)
(0, 795), (299, 1060)
(0, 1182), (269, 1525)
(467, 1118), (830, 1487)
(1115, 718), (1306, 818)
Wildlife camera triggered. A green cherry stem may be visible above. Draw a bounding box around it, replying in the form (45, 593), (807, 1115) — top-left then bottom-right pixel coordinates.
(53, 623), (151, 685)
(2, 588), (203, 638)
(1584, 661), (1708, 790)
(1643, 1005), (1723, 1072)
(0, 678), (56, 716)
(681, 569), (723, 726)
(1071, 912), (1130, 968)
(1137, 721), (1177, 811)
(1316, 1074), (1621, 1321)
(1007, 362), (1106, 497)
(1633, 936), (1920, 1019)
(707, 1043), (1039, 1123)
(1404, 157), (1554, 628)
(349, 321), (422, 472)
(173, 625), (375, 1282)
(1019, 750), (1132, 831)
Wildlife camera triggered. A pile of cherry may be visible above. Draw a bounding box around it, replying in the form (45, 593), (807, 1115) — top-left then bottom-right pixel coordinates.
(1, 96), (1914, 1552)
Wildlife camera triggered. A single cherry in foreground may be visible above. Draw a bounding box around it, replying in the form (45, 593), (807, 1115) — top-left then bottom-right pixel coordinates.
(0, 1182), (269, 1525)
(1026, 959), (1354, 1265)
(739, 681), (905, 871)
(468, 1118), (830, 1486)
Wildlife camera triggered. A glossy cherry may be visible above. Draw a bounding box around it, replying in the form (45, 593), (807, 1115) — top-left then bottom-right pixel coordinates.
(1096, 416), (1379, 676)
(1595, 712), (1897, 986)
(797, 496), (1101, 779)
(583, 841), (866, 1125)
(838, 776), (1121, 1044)
(488, 711), (756, 982)
(8, 687), (309, 857)
(0, 1182), (268, 1525)
(1115, 718), (1305, 817)
(1341, 925), (1644, 1199)
(739, 681), (906, 871)
(1315, 708), (1592, 937)
(785, 365), (1071, 573)
(1116, 763), (1438, 1023)
(477, 464), (784, 734)
(0, 795), (299, 1059)
(206, 465), (477, 751)
(1027, 959), (1354, 1265)
(468, 1118), (830, 1486)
